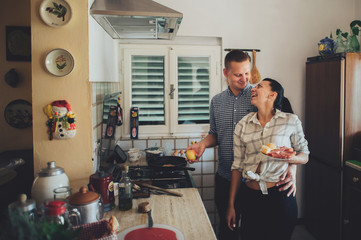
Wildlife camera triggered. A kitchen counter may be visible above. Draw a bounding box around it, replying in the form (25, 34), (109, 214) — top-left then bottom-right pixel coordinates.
(70, 160), (216, 240)
(104, 188), (216, 240)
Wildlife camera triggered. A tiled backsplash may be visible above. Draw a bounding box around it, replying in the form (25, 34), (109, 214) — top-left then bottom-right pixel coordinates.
(92, 82), (122, 172)
(91, 82), (220, 232)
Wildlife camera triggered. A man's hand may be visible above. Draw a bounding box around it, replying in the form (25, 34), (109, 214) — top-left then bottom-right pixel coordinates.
(276, 164), (297, 197)
(186, 142), (206, 164)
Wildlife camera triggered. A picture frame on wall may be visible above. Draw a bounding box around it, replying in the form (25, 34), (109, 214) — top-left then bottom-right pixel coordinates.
(6, 26), (31, 62)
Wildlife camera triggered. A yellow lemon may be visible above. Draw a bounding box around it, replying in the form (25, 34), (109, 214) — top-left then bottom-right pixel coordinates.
(186, 150), (196, 160)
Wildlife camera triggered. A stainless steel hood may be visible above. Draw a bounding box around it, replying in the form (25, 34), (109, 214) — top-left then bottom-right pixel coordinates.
(90, 0), (183, 39)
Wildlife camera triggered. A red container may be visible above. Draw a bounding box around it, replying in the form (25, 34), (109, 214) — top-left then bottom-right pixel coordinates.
(88, 171), (115, 212)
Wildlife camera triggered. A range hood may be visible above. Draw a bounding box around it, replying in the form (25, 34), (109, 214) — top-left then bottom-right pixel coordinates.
(90, 0), (183, 39)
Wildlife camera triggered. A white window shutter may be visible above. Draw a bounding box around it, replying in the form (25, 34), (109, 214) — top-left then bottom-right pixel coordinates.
(131, 55), (165, 125)
(177, 56), (210, 124)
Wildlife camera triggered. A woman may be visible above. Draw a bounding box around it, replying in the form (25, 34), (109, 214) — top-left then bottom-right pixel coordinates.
(226, 78), (309, 240)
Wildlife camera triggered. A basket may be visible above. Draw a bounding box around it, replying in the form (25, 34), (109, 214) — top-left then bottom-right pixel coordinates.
(73, 219), (117, 240)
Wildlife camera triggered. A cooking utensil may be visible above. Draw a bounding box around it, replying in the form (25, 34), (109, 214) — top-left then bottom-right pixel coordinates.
(148, 156), (186, 167)
(148, 156), (195, 171)
(147, 210), (153, 229)
(68, 186), (104, 225)
(138, 202), (153, 229)
(250, 50), (261, 84)
(137, 182), (183, 197)
(145, 147), (164, 162)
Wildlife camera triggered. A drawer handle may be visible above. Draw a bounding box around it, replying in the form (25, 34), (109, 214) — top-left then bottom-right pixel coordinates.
(352, 177), (359, 183)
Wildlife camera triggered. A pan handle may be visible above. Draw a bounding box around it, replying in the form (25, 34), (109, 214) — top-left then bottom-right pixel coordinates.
(151, 166), (195, 171)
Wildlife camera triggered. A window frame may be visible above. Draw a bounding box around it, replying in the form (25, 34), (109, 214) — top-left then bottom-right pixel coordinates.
(121, 44), (221, 137)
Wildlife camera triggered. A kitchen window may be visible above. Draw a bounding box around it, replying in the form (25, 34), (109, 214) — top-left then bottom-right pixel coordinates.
(122, 45), (221, 137)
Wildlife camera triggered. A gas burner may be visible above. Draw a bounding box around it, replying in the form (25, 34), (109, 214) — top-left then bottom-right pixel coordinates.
(115, 165), (196, 189)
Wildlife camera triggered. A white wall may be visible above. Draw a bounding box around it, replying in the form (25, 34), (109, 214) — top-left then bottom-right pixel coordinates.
(156, 0), (357, 218)
(89, 0), (359, 217)
(89, 0), (119, 82)
(357, 0), (361, 19)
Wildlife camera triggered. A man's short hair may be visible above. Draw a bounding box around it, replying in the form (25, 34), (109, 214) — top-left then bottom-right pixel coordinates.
(224, 50), (251, 70)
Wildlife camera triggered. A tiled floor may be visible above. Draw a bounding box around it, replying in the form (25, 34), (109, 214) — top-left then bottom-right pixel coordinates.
(292, 225), (317, 240)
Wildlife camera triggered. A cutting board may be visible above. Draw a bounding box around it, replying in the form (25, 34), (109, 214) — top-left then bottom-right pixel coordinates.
(118, 224), (184, 240)
(250, 50), (261, 84)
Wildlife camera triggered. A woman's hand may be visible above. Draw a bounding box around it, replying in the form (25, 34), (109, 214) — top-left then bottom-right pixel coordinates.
(226, 205), (236, 231)
(276, 164), (297, 197)
(285, 152), (309, 165)
(186, 142), (206, 164)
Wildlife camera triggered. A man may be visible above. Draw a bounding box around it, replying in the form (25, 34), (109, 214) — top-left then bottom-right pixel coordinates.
(187, 50), (297, 240)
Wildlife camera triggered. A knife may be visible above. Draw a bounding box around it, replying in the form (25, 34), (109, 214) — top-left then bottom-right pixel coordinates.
(147, 210), (153, 229)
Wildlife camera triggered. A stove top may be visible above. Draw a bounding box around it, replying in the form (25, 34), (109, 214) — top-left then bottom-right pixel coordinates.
(112, 165), (195, 189)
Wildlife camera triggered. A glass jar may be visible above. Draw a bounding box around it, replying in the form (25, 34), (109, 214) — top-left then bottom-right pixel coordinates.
(53, 186), (72, 201)
(41, 199), (80, 227)
(8, 194), (38, 223)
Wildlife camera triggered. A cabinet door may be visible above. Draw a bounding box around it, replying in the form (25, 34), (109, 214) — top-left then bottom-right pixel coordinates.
(304, 158), (343, 240)
(305, 59), (344, 168)
(343, 165), (361, 240)
(344, 53), (361, 161)
(343, 185), (361, 240)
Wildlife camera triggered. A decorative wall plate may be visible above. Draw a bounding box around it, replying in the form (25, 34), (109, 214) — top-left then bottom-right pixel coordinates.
(4, 99), (32, 129)
(44, 48), (74, 77)
(39, 0), (72, 27)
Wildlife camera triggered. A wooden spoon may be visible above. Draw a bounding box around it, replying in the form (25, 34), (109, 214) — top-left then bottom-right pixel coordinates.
(250, 50), (261, 84)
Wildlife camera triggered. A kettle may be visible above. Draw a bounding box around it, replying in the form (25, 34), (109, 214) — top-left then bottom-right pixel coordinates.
(31, 161), (69, 208)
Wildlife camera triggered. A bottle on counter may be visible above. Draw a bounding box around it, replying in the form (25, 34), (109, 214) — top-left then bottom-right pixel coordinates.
(118, 165), (133, 211)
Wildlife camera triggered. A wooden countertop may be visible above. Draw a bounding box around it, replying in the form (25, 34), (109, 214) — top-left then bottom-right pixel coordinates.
(70, 160), (216, 240)
(104, 188), (216, 240)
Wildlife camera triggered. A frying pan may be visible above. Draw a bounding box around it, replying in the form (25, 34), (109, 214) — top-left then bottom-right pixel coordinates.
(148, 156), (195, 171)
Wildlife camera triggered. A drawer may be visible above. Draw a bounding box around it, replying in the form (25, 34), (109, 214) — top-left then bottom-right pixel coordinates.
(345, 164), (361, 191)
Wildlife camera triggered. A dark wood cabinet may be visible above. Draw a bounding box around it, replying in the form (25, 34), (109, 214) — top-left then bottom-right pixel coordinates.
(343, 162), (361, 240)
(304, 53), (361, 240)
